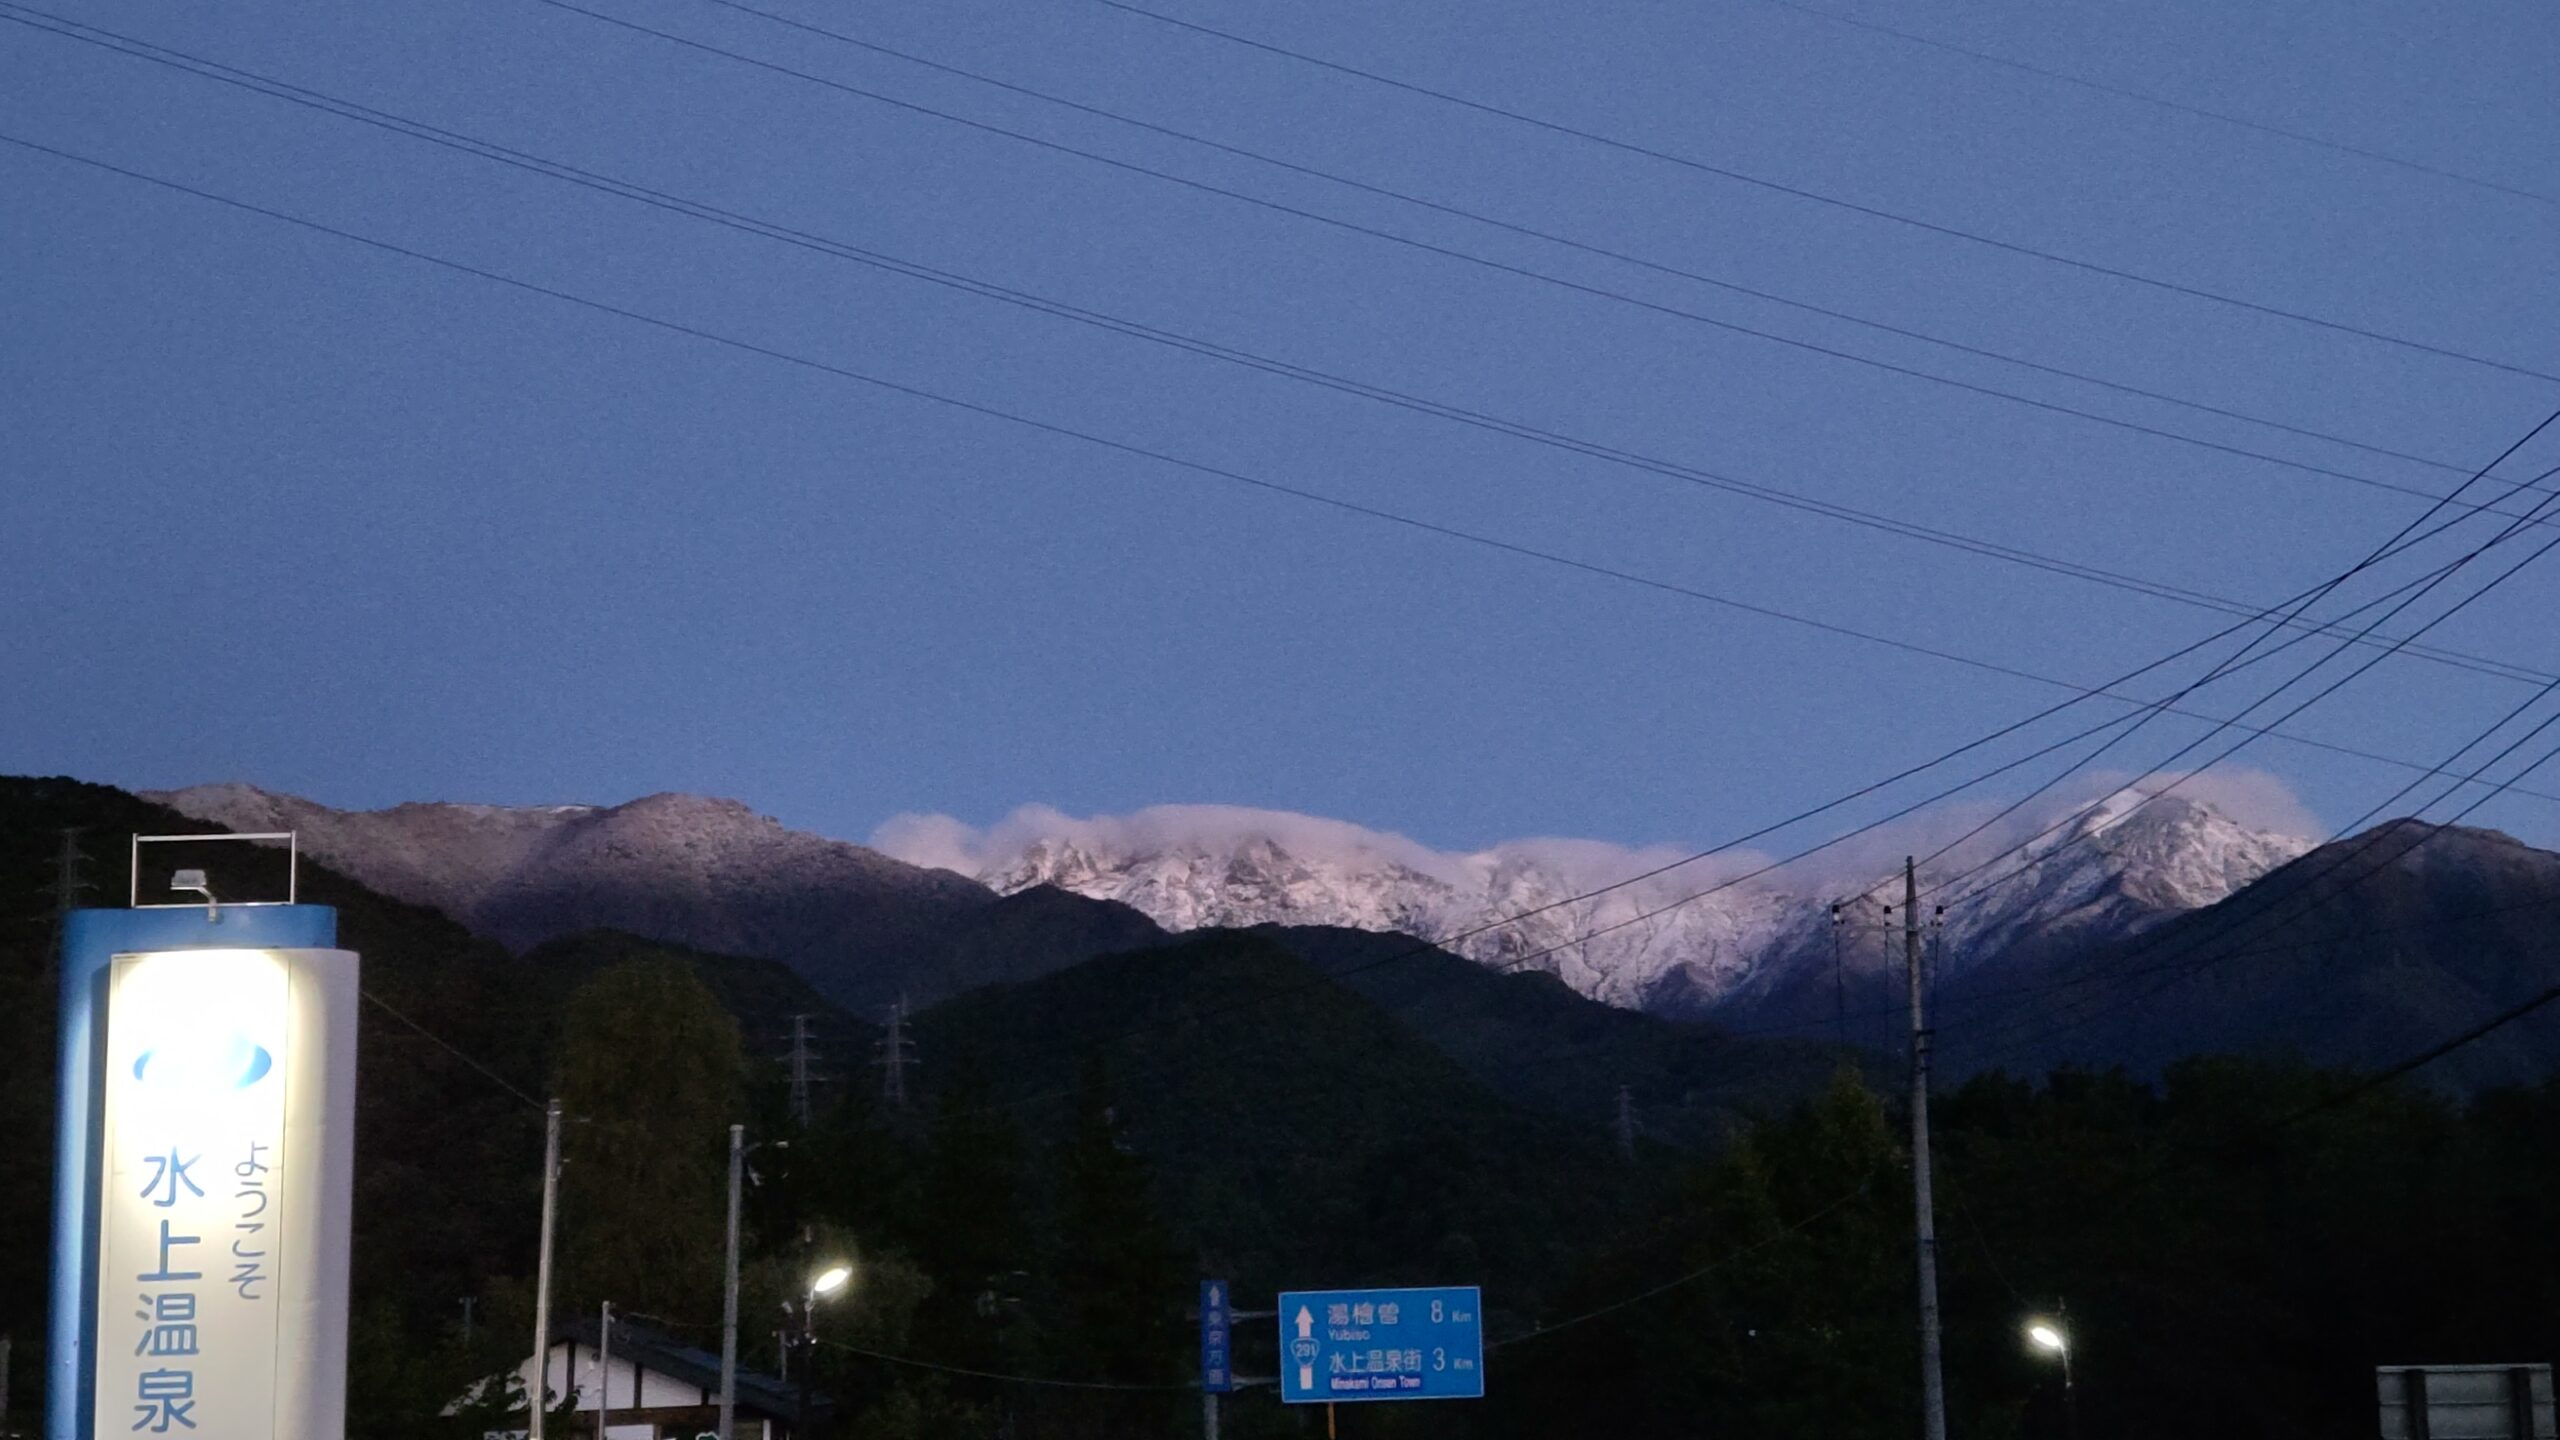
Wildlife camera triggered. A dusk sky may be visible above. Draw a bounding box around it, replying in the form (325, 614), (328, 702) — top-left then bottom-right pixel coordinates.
(5, 0), (2555, 861)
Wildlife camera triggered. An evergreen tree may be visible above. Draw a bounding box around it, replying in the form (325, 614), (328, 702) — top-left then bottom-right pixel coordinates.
(1050, 1060), (1182, 1383)
(912, 1073), (1032, 1370)
(553, 957), (744, 1322)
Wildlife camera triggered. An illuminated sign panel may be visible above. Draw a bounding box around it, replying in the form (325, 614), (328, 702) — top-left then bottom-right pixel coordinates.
(92, 948), (357, 1439)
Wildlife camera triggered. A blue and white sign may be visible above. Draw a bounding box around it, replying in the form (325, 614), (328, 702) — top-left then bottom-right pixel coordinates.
(66, 941), (358, 1440)
(1199, 1281), (1233, 1394)
(1277, 1286), (1484, 1404)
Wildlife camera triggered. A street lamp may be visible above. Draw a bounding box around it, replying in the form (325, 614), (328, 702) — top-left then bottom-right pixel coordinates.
(793, 1260), (852, 1440)
(2024, 1313), (2077, 1440)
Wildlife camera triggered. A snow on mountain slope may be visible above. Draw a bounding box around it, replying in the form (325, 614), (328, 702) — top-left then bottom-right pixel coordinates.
(880, 789), (2314, 1014)
(150, 783), (992, 958)
(152, 777), (2314, 1018)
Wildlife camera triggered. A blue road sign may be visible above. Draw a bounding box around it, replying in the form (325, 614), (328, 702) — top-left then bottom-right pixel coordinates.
(1277, 1286), (1484, 1404)
(1200, 1281), (1233, 1394)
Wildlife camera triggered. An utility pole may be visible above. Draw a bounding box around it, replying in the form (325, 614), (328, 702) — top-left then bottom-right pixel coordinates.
(793, 1264), (812, 1440)
(1904, 859), (1949, 1440)
(1829, 901), (1848, 1046)
(719, 1124), (743, 1440)
(788, 1014), (815, 1127)
(2058, 1297), (2079, 1440)
(1613, 1085), (1637, 1162)
(875, 997), (915, 1112)
(597, 1301), (612, 1440)
(530, 1098), (562, 1440)
(51, 827), (88, 946)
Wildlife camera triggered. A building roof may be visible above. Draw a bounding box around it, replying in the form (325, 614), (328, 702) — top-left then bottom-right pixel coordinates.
(552, 1313), (833, 1422)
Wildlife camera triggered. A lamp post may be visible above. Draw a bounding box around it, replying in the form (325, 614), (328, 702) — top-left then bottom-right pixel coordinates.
(793, 1263), (851, 1440)
(2025, 1313), (2077, 1440)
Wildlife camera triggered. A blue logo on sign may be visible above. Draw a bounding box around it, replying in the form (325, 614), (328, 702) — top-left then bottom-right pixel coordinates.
(134, 1032), (273, 1091)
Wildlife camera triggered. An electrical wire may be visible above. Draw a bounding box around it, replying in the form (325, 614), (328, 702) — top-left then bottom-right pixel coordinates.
(1908, 409), (2560, 917)
(1489, 1167), (1880, 1350)
(17, 111), (2552, 921)
(1085, 0), (2560, 384)
(360, 987), (549, 1112)
(12, 4), (2548, 689)
(13, 126), (2544, 1134)
(683, 0), (2518, 490)
(815, 1336), (1204, 1392)
(1744, 0), (2552, 206)
(935, 564), (2532, 1124)
(2046, 973), (2560, 1218)
(1933, 461), (2560, 926)
(1953, 719), (2560, 1067)
(1950, 716), (2560, 1069)
(921, 473), (2560, 1120)
(509, 0), (2560, 515)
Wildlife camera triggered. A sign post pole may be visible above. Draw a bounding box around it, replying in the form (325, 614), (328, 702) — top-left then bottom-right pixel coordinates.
(1198, 1281), (1232, 1440)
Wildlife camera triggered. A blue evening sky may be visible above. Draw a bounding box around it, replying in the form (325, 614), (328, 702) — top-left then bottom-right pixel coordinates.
(3, 0), (2555, 859)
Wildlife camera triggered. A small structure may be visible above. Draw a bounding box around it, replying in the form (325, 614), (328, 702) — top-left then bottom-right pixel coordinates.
(2378, 1364), (2555, 1440)
(465, 1315), (833, 1440)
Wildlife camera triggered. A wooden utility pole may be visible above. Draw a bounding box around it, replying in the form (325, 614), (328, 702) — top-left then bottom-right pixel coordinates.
(530, 1099), (562, 1440)
(1905, 859), (1948, 1440)
(720, 1124), (743, 1440)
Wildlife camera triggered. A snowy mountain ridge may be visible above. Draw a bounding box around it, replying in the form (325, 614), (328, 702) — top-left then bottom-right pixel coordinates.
(148, 782), (989, 958)
(151, 781), (2311, 1016)
(880, 788), (2316, 1011)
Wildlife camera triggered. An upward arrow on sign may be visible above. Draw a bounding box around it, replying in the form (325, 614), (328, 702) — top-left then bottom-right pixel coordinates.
(1296, 1306), (1315, 1340)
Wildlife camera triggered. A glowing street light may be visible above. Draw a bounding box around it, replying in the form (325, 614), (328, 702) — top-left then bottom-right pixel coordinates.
(2024, 1312), (2078, 1439)
(794, 1260), (853, 1438)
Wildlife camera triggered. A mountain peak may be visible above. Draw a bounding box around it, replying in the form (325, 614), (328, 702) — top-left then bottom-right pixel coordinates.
(148, 783), (990, 955)
(887, 791), (2313, 1013)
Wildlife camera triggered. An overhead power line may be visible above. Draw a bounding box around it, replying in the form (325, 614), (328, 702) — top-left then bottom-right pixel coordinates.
(15, 121), (2554, 807)
(816, 1337), (1202, 1392)
(497, 0), (2560, 519)
(939, 553), (2558, 1123)
(1925, 411), (2560, 920)
(361, 988), (548, 1112)
(11, 4), (2550, 688)
(1954, 707), (2560, 1067)
(1491, 1167), (1880, 1350)
(1083, 0), (2559, 385)
(1948, 718), (2560, 1067)
(1890, 396), (2560, 923)
(684, 0), (2513, 492)
(2059, 975), (2560, 1216)
(1746, 0), (2552, 206)
(10, 132), (2550, 1120)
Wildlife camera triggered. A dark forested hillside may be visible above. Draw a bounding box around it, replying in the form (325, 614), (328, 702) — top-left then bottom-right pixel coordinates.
(1937, 820), (2560, 1091)
(4, 777), (2556, 1438)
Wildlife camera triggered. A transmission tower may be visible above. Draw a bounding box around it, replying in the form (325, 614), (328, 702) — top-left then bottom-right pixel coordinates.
(875, 996), (916, 1112)
(786, 1013), (816, 1127)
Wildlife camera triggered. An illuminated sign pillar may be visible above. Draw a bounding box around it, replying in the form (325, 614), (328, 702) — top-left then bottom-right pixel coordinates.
(47, 904), (358, 1440)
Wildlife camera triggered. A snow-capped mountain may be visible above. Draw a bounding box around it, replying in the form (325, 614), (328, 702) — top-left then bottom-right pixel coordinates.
(883, 789), (2316, 1015)
(154, 780), (2313, 1021)
(149, 783), (998, 971)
